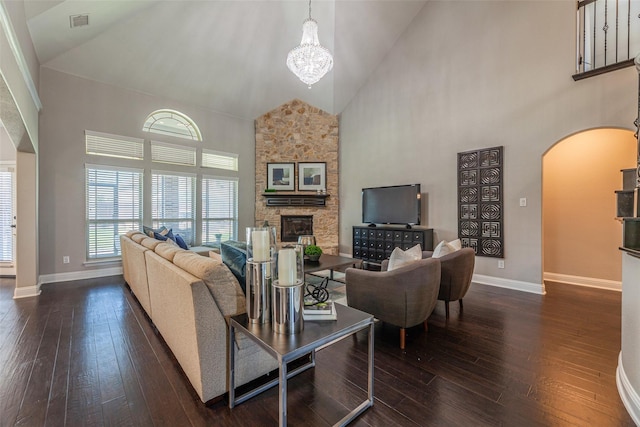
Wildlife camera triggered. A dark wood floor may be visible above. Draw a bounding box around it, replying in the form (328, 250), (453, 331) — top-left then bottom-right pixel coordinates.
(0, 275), (633, 426)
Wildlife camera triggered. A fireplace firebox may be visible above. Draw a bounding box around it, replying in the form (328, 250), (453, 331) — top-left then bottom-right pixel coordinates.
(281, 215), (313, 242)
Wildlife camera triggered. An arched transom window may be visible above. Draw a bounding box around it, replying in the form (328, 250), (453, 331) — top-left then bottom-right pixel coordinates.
(143, 109), (202, 141)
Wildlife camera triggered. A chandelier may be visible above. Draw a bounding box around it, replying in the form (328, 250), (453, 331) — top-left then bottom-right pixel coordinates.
(286, 0), (333, 88)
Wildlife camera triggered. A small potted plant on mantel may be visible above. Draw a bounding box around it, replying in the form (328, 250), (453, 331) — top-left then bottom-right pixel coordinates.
(305, 245), (322, 262)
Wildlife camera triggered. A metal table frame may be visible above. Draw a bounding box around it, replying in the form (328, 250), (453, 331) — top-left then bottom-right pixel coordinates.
(228, 304), (374, 426)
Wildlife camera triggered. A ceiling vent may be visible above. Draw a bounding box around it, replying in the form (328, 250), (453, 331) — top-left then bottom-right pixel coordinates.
(69, 14), (89, 29)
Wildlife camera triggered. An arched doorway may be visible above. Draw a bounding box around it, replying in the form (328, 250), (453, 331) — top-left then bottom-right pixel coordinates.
(542, 128), (636, 290)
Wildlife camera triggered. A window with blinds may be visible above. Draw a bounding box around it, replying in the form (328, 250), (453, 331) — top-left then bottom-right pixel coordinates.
(151, 141), (197, 166)
(0, 168), (14, 263)
(86, 165), (143, 259)
(202, 149), (238, 171)
(202, 176), (238, 245)
(86, 130), (144, 160)
(152, 172), (196, 244)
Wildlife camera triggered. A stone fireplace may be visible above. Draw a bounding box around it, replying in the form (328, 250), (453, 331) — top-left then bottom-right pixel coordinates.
(281, 215), (313, 242)
(255, 99), (339, 254)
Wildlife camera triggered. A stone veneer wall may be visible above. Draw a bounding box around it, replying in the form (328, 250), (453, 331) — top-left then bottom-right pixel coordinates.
(255, 99), (339, 254)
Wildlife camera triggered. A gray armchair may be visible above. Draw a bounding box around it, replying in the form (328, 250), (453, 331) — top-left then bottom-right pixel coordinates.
(423, 248), (475, 318)
(345, 258), (441, 349)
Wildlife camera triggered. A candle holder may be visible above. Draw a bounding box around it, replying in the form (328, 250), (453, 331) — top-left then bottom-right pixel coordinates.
(272, 246), (305, 334)
(247, 226), (276, 262)
(246, 227), (277, 324)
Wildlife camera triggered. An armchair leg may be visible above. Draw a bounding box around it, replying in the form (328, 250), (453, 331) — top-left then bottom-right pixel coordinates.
(459, 299), (464, 312)
(423, 321), (428, 332)
(400, 328), (406, 350)
(445, 301), (450, 318)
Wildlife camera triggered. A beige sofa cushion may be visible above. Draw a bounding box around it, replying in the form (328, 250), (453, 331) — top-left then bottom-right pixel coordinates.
(155, 242), (183, 262)
(131, 233), (147, 244)
(126, 230), (144, 238)
(173, 252), (246, 317)
(209, 251), (223, 263)
(141, 237), (162, 250)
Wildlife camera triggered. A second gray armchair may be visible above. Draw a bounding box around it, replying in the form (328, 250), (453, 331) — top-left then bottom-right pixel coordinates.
(423, 247), (476, 318)
(345, 258), (441, 349)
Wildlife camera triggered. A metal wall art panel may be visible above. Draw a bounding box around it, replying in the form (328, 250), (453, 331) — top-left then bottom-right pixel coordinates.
(458, 146), (504, 258)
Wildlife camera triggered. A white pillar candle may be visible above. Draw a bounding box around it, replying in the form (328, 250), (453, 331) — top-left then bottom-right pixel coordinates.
(278, 249), (297, 286)
(252, 230), (270, 262)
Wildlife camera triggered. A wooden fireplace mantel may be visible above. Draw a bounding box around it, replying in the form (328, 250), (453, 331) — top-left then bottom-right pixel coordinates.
(262, 193), (329, 207)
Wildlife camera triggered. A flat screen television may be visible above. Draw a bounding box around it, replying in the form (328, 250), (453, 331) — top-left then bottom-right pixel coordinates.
(362, 184), (421, 225)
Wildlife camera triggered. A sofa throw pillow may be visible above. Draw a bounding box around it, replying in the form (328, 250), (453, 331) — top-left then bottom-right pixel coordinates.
(144, 225), (165, 238)
(143, 225), (155, 237)
(153, 228), (175, 241)
(387, 243), (422, 271)
(174, 234), (189, 250)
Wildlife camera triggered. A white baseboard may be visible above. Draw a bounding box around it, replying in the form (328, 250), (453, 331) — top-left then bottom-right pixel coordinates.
(13, 284), (41, 299)
(472, 274), (546, 295)
(543, 272), (621, 291)
(39, 266), (123, 285)
(617, 352), (640, 425)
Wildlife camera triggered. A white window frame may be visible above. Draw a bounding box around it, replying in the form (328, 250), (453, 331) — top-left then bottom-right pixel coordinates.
(151, 140), (197, 166)
(202, 149), (239, 171)
(143, 109), (202, 141)
(151, 170), (196, 245)
(85, 130), (144, 160)
(85, 164), (143, 260)
(201, 175), (239, 245)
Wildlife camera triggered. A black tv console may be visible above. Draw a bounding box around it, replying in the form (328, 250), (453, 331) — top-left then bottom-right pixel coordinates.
(352, 225), (434, 266)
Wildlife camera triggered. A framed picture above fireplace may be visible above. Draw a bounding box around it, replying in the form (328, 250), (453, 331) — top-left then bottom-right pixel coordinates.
(267, 163), (295, 191)
(298, 162), (326, 191)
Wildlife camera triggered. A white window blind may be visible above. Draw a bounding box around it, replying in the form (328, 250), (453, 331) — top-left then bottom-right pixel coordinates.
(152, 171), (196, 244)
(202, 149), (238, 171)
(151, 141), (196, 166)
(202, 175), (238, 245)
(0, 169), (14, 262)
(86, 130), (144, 160)
(86, 165), (143, 259)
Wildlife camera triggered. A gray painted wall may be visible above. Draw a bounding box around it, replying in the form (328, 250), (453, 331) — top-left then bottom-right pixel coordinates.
(339, 1), (637, 289)
(0, 126), (16, 161)
(38, 68), (256, 275)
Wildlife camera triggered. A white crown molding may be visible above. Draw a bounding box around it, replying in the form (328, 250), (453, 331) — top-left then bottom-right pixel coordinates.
(472, 274), (546, 295)
(543, 272), (621, 291)
(0, 2), (42, 111)
(617, 352), (640, 425)
(39, 266), (123, 285)
(13, 284), (41, 299)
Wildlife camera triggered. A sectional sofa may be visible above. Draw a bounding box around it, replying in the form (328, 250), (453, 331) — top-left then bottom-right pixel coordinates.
(119, 231), (277, 403)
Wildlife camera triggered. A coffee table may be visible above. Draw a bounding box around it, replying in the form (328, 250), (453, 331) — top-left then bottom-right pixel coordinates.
(304, 253), (362, 280)
(228, 303), (374, 426)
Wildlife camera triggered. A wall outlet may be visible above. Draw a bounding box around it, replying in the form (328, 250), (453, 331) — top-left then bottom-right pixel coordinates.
(519, 198), (527, 207)
(498, 260), (505, 269)
(63, 256), (70, 264)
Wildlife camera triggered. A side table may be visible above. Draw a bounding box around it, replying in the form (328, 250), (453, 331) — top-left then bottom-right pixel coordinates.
(228, 303), (374, 426)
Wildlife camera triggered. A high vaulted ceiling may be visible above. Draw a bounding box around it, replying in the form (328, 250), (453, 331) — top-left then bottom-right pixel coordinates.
(24, 0), (427, 119)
